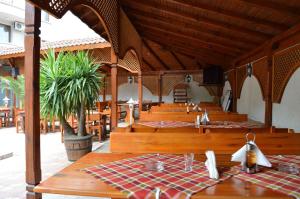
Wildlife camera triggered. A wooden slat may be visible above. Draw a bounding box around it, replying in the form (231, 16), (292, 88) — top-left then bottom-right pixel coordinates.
(122, 0), (272, 39)
(143, 40), (170, 70)
(170, 0), (288, 31)
(141, 58), (156, 71)
(133, 17), (250, 52)
(139, 26), (240, 57)
(238, 0), (300, 16)
(125, 7), (261, 45)
(171, 52), (186, 70)
(143, 37), (231, 67)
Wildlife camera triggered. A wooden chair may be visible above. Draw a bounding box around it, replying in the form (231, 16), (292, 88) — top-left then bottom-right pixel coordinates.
(86, 113), (103, 142)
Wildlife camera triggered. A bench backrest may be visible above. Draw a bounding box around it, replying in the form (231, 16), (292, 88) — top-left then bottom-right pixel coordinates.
(140, 112), (248, 122)
(110, 132), (300, 155)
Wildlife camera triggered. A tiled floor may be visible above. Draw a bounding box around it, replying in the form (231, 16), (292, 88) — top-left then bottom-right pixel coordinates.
(0, 127), (110, 199)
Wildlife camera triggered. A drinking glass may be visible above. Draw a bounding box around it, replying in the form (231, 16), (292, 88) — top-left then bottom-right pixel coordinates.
(278, 163), (299, 175)
(184, 153), (194, 171)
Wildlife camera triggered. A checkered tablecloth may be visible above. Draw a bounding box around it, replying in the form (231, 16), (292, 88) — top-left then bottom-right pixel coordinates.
(203, 121), (264, 128)
(84, 154), (237, 199)
(234, 155), (300, 199)
(138, 121), (195, 128)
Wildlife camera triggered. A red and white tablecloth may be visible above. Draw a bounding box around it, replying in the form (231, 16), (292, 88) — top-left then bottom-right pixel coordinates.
(137, 121), (195, 128)
(84, 154), (237, 199)
(203, 121), (264, 128)
(234, 155), (300, 199)
(137, 121), (263, 129)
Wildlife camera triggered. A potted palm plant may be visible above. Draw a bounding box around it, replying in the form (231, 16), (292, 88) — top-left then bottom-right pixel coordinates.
(40, 49), (103, 161)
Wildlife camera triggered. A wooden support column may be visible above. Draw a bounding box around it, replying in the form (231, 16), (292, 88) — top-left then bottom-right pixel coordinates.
(138, 72), (143, 113)
(102, 76), (106, 101)
(265, 50), (273, 127)
(111, 50), (118, 129)
(158, 73), (162, 103)
(232, 68), (237, 112)
(24, 2), (41, 199)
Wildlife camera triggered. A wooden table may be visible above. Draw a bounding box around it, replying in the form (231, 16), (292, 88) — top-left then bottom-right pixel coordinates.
(34, 153), (291, 198)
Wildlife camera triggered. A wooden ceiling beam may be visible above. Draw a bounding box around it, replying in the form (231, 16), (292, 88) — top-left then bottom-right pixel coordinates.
(137, 24), (241, 57)
(143, 40), (171, 70)
(132, 16), (251, 51)
(142, 58), (157, 71)
(237, 0), (300, 17)
(121, 0), (272, 40)
(143, 33), (233, 61)
(143, 37), (231, 68)
(234, 22), (300, 65)
(126, 9), (260, 46)
(170, 51), (186, 70)
(169, 0), (288, 31)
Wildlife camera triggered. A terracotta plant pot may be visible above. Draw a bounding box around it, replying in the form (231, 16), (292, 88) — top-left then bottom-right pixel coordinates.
(64, 134), (93, 161)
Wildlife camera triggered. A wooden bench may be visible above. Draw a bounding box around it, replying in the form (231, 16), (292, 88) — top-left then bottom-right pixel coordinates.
(110, 132), (300, 155)
(150, 106), (222, 112)
(140, 111), (248, 122)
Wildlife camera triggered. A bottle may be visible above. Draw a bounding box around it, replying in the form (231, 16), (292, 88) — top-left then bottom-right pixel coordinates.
(245, 141), (257, 174)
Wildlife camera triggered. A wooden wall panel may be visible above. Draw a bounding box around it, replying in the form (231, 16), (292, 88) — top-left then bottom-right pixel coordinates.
(236, 65), (247, 98)
(119, 9), (142, 67)
(253, 57), (268, 100)
(273, 44), (300, 103)
(162, 75), (185, 96)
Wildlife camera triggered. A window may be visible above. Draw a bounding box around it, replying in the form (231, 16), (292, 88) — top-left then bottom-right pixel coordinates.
(42, 11), (50, 22)
(0, 24), (10, 43)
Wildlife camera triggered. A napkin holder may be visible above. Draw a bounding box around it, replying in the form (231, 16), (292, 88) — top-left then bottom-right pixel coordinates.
(231, 132), (272, 174)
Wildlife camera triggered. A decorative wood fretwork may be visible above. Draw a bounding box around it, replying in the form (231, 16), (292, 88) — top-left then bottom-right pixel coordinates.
(28, 0), (119, 54)
(142, 75), (159, 95)
(253, 57), (268, 100)
(273, 44), (300, 103)
(92, 48), (140, 73)
(162, 75), (185, 96)
(236, 65), (247, 98)
(118, 50), (141, 73)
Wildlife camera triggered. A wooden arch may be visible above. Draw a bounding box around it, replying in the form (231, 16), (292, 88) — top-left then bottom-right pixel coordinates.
(92, 47), (141, 73)
(118, 48), (141, 73)
(28, 0), (120, 54)
(236, 65), (247, 99)
(273, 44), (300, 103)
(236, 64), (266, 100)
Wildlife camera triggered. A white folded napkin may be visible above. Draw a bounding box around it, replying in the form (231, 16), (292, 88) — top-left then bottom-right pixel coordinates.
(231, 141), (272, 167)
(205, 150), (219, 179)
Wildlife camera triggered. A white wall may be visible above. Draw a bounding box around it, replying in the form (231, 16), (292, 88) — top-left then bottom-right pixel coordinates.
(273, 68), (300, 132)
(117, 82), (157, 102)
(237, 76), (265, 123)
(100, 81), (213, 103)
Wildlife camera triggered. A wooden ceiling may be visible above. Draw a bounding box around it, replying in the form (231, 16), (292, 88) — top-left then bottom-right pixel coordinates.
(73, 0), (300, 71)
